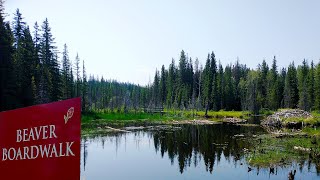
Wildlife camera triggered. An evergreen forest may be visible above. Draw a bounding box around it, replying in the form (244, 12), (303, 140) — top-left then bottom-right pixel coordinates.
(1, 6), (319, 116)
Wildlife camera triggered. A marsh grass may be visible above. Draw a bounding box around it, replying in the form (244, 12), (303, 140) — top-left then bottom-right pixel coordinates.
(282, 116), (320, 126)
(81, 110), (251, 123)
(247, 134), (320, 167)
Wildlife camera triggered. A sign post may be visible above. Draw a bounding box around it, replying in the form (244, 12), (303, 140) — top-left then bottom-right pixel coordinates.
(0, 98), (81, 179)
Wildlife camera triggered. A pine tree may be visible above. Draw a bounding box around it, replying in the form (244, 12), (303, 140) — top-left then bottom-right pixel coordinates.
(39, 18), (61, 102)
(224, 65), (235, 110)
(69, 64), (74, 98)
(12, 9), (25, 48)
(0, 2), (18, 111)
(19, 27), (36, 106)
(61, 43), (71, 99)
(12, 8), (26, 108)
(266, 56), (279, 110)
(193, 58), (202, 110)
(166, 59), (176, 108)
(202, 54), (211, 116)
(258, 60), (269, 108)
(177, 50), (188, 108)
(152, 70), (160, 107)
(159, 65), (166, 106)
(297, 59), (309, 110)
(32, 22), (41, 103)
(232, 58), (242, 110)
(314, 61), (320, 110)
(75, 53), (81, 97)
(307, 60), (315, 110)
(279, 68), (286, 108)
(210, 52), (217, 110)
(245, 71), (260, 115)
(284, 62), (298, 108)
(216, 61), (224, 110)
(82, 60), (88, 111)
(51, 52), (61, 101)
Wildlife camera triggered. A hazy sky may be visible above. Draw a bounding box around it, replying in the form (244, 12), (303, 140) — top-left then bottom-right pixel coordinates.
(5, 0), (320, 85)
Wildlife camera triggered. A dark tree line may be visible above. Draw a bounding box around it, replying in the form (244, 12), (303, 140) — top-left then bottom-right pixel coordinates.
(150, 50), (319, 114)
(0, 6), (149, 112)
(0, 6), (86, 111)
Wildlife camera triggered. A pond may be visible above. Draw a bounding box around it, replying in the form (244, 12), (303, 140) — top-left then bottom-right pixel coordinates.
(80, 124), (319, 180)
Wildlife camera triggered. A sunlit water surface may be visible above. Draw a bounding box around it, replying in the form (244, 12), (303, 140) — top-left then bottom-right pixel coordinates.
(80, 124), (319, 180)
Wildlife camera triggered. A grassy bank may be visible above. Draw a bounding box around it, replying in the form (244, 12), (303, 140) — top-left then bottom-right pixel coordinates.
(82, 110), (195, 130)
(282, 112), (320, 126)
(247, 130), (320, 167)
(81, 110), (253, 127)
(82, 110), (252, 122)
(81, 110), (254, 133)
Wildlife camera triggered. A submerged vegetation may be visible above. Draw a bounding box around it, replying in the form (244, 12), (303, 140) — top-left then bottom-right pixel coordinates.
(247, 133), (320, 168)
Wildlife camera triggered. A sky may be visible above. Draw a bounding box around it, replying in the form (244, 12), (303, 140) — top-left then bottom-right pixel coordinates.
(4, 0), (320, 85)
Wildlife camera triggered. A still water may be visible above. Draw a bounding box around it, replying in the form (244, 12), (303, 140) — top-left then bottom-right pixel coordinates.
(80, 124), (319, 180)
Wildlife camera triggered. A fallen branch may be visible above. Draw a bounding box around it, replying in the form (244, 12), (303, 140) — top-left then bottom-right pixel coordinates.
(104, 126), (131, 133)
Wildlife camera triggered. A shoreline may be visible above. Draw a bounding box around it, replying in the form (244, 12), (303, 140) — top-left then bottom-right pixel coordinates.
(80, 110), (320, 168)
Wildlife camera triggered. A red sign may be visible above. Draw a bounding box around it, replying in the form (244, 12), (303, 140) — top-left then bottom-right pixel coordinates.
(0, 98), (81, 179)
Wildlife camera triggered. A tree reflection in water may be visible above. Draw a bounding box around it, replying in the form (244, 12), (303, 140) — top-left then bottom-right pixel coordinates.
(80, 124), (320, 178)
(153, 124), (263, 173)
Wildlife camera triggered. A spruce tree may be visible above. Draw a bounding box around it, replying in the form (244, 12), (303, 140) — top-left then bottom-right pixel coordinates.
(202, 54), (211, 116)
(308, 61), (315, 110)
(258, 60), (269, 108)
(61, 43), (71, 99)
(152, 70), (160, 107)
(314, 62), (320, 111)
(210, 52), (217, 110)
(166, 59), (176, 108)
(245, 71), (260, 115)
(39, 18), (61, 102)
(297, 59), (309, 110)
(75, 53), (81, 97)
(0, 2), (18, 111)
(232, 58), (242, 110)
(224, 65), (235, 110)
(266, 56), (279, 110)
(216, 62), (224, 110)
(12, 8), (26, 108)
(159, 65), (166, 106)
(32, 22), (41, 103)
(82, 60), (88, 111)
(283, 62), (298, 108)
(19, 27), (36, 106)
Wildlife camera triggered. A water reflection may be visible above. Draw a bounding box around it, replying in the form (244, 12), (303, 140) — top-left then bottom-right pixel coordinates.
(153, 124), (261, 173)
(80, 125), (319, 180)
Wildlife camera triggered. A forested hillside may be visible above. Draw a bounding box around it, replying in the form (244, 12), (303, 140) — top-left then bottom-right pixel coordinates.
(1, 4), (319, 115)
